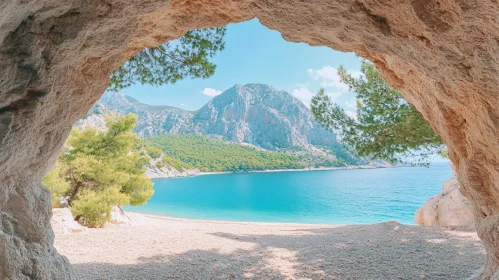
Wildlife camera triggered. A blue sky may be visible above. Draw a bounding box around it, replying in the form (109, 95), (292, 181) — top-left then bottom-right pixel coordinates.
(121, 19), (448, 163)
(123, 19), (362, 114)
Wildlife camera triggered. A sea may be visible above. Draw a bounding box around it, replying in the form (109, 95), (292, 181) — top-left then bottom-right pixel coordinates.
(125, 162), (452, 225)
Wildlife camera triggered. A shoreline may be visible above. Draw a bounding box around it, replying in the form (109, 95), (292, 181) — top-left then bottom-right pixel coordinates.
(161, 164), (397, 179)
(125, 211), (415, 227)
(126, 211), (350, 227)
(55, 210), (484, 280)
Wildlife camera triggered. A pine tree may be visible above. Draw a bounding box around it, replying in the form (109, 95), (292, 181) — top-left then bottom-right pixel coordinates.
(311, 60), (444, 166)
(108, 27), (226, 91)
(44, 114), (154, 227)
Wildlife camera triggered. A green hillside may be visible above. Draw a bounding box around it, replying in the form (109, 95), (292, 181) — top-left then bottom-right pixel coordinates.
(146, 134), (305, 172)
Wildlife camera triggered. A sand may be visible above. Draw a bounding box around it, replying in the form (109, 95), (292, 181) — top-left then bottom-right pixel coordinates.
(54, 213), (485, 280)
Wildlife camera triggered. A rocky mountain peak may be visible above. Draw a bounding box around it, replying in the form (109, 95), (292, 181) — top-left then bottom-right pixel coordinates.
(83, 84), (342, 152)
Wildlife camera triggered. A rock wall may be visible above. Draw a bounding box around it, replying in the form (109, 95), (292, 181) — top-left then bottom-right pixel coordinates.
(415, 178), (474, 227)
(0, 0), (498, 279)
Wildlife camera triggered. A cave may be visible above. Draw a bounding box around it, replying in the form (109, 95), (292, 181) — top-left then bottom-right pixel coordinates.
(0, 0), (498, 279)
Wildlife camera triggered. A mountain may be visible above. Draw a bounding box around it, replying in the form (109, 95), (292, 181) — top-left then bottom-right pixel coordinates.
(86, 84), (341, 151)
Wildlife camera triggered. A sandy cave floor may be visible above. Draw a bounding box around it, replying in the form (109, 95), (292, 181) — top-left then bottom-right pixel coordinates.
(54, 213), (485, 280)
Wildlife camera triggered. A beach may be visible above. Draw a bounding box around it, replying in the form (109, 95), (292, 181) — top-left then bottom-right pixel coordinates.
(54, 212), (485, 279)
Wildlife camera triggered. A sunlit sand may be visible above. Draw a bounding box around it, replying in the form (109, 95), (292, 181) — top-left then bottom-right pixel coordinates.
(54, 213), (484, 279)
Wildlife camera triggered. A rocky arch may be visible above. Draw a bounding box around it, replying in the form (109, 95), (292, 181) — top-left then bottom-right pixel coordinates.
(0, 0), (498, 279)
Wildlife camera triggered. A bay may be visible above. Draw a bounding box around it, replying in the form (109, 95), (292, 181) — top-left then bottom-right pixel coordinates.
(125, 163), (452, 224)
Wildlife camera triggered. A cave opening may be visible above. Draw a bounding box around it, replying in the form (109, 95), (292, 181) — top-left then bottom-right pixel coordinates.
(1, 1), (498, 279)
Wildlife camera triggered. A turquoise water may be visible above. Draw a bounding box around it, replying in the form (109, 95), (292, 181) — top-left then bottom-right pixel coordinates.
(125, 163), (452, 225)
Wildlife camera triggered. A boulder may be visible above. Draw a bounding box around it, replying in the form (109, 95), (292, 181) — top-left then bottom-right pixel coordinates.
(51, 208), (85, 234)
(414, 178), (474, 227)
(109, 205), (132, 225)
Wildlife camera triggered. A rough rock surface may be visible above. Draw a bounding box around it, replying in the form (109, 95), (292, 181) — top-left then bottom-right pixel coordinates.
(50, 208), (85, 234)
(145, 159), (200, 179)
(90, 85), (342, 152)
(0, 1), (498, 279)
(109, 206), (132, 225)
(415, 178), (474, 227)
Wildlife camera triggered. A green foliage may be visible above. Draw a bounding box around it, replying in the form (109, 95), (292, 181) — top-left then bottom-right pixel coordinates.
(42, 162), (71, 206)
(155, 161), (164, 169)
(440, 147), (449, 158)
(146, 146), (163, 159)
(109, 27), (226, 91)
(147, 134), (304, 172)
(311, 60), (444, 166)
(161, 154), (192, 171)
(43, 114), (154, 227)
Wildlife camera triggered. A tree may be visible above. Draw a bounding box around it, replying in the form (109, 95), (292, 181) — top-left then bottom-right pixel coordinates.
(43, 114), (154, 227)
(311, 60), (444, 166)
(109, 27), (226, 91)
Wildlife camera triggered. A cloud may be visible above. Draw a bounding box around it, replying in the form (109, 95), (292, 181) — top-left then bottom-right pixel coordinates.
(345, 99), (357, 108)
(202, 88), (222, 97)
(292, 88), (314, 107)
(327, 92), (342, 101)
(307, 66), (363, 92)
(293, 65), (362, 109)
(180, 103), (187, 107)
(345, 110), (357, 120)
(350, 71), (363, 79)
(292, 88), (342, 108)
(307, 66), (350, 91)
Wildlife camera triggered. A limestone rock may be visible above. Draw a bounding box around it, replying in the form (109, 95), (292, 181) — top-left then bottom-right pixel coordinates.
(415, 179), (474, 227)
(51, 208), (85, 234)
(145, 158), (200, 179)
(87, 85), (344, 153)
(109, 206), (132, 225)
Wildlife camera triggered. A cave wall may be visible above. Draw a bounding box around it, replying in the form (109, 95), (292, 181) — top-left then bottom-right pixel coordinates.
(0, 0), (498, 279)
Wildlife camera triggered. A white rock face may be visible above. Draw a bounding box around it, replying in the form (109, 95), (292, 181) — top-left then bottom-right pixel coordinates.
(146, 158), (200, 179)
(414, 178), (474, 227)
(109, 206), (132, 225)
(76, 114), (107, 131)
(51, 208), (85, 234)
(93, 86), (343, 152)
(146, 166), (200, 179)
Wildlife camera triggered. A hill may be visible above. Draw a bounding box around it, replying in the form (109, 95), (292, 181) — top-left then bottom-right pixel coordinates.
(80, 84), (363, 167)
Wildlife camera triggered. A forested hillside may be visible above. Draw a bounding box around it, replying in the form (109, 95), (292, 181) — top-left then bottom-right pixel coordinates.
(146, 135), (305, 172)
(78, 84), (370, 170)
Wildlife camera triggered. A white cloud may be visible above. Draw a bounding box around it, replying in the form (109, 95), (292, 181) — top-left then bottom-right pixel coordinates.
(307, 66), (350, 91)
(327, 92), (342, 101)
(202, 88), (222, 97)
(292, 88), (342, 108)
(350, 71), (363, 79)
(293, 65), (361, 110)
(292, 88), (314, 108)
(345, 99), (357, 108)
(180, 103), (187, 107)
(307, 66), (363, 92)
(345, 110), (357, 120)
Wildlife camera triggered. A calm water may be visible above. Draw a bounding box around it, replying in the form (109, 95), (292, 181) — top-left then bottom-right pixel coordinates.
(125, 163), (452, 225)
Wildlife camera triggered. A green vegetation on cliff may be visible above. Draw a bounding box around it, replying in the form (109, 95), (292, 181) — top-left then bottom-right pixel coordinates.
(147, 134), (305, 172)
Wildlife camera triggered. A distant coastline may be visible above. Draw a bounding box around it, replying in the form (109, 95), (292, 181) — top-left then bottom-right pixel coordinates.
(153, 163), (396, 179)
